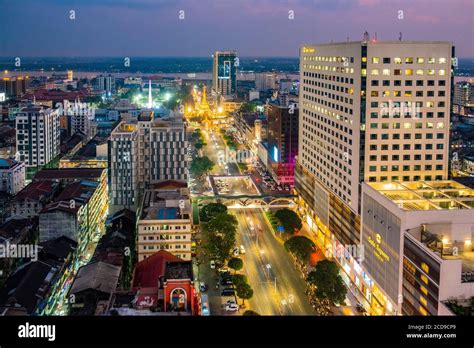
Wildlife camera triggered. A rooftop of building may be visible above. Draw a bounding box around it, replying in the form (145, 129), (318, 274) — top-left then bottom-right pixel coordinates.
(0, 158), (21, 169)
(132, 250), (183, 288)
(33, 167), (105, 181)
(141, 185), (191, 221)
(367, 181), (474, 211)
(69, 261), (121, 295)
(40, 180), (99, 214)
(164, 261), (193, 281)
(301, 40), (453, 49)
(12, 180), (58, 203)
(0, 217), (36, 241)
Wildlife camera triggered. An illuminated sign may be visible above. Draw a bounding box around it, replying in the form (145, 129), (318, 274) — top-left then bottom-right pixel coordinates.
(273, 146), (279, 162)
(368, 234), (390, 263)
(302, 47), (315, 53)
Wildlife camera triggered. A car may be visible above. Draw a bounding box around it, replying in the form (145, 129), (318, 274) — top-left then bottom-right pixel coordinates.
(240, 245), (246, 254)
(210, 260), (216, 269)
(220, 278), (233, 286)
(199, 282), (208, 292)
(221, 288), (235, 297)
(225, 303), (239, 312)
(277, 186), (283, 191)
(226, 299), (237, 306)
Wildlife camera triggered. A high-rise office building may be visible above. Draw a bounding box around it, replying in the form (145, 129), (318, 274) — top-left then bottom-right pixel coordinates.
(94, 74), (115, 93)
(453, 81), (474, 116)
(16, 106), (60, 167)
(108, 112), (188, 213)
(212, 51), (237, 98)
(267, 102), (299, 185)
(295, 40), (455, 315)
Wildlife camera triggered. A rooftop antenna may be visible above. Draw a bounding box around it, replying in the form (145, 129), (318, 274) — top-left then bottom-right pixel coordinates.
(399, 32), (402, 41)
(363, 31), (370, 42)
(374, 32), (378, 42)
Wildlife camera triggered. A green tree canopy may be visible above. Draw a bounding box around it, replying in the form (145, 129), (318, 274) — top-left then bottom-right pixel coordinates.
(228, 257), (243, 273)
(243, 310), (260, 316)
(284, 236), (316, 263)
(200, 203), (227, 222)
(307, 260), (347, 306)
(236, 283), (254, 305)
(204, 212), (238, 264)
(190, 156), (214, 177)
(274, 208), (302, 234)
(232, 274), (248, 287)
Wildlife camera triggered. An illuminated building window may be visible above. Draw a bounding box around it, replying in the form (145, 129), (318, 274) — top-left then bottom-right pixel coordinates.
(383, 91), (390, 97)
(420, 286), (428, 295)
(417, 57), (425, 63)
(439, 57), (447, 64)
(394, 57), (402, 64)
(371, 91), (379, 97)
(405, 69), (414, 76)
(362, 57), (367, 63)
(382, 69), (390, 76)
(394, 91), (401, 97)
(428, 58), (435, 64)
(420, 296), (427, 307)
(439, 69), (446, 76)
(406, 57), (414, 64)
(419, 306), (428, 316)
(404, 91), (412, 97)
(371, 69), (379, 75)
(403, 123), (411, 129)
(437, 122), (444, 129)
(421, 262), (429, 273)
(427, 69), (435, 75)
(421, 274), (429, 284)
(416, 69), (424, 75)
(372, 57), (380, 64)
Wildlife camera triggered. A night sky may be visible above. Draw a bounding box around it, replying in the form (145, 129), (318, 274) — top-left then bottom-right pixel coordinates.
(0, 0), (472, 57)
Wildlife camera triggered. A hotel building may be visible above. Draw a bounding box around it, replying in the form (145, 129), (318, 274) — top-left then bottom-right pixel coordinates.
(108, 112), (188, 213)
(295, 40), (456, 314)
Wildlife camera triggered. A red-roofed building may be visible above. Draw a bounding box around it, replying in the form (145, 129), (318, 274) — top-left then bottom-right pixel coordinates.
(10, 181), (59, 218)
(131, 250), (196, 314)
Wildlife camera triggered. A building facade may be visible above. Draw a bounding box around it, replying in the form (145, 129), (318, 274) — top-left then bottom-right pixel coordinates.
(0, 158), (26, 195)
(295, 40), (455, 315)
(212, 51), (237, 98)
(137, 181), (192, 261)
(16, 106), (60, 167)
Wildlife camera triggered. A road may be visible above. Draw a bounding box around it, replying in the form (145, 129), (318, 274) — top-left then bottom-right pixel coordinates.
(233, 208), (315, 315)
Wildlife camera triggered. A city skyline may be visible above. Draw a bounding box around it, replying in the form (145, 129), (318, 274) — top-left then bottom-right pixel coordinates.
(1, 0), (473, 58)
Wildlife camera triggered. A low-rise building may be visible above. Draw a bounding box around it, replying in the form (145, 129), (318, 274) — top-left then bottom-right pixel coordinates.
(0, 158), (25, 195)
(137, 181), (192, 261)
(361, 181), (474, 316)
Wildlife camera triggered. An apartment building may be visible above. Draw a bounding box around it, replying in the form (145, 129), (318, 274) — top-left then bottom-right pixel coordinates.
(137, 181), (192, 261)
(0, 158), (26, 195)
(16, 106), (60, 167)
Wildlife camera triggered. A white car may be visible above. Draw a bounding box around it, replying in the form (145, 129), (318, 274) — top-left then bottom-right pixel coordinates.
(225, 303), (239, 312)
(240, 245), (246, 254)
(210, 260), (216, 269)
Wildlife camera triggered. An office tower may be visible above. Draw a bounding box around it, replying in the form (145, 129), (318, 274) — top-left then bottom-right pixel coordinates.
(267, 103), (299, 185)
(67, 70), (74, 82)
(296, 40), (454, 246)
(16, 106), (60, 167)
(108, 112), (188, 213)
(0, 76), (29, 97)
(212, 51), (237, 98)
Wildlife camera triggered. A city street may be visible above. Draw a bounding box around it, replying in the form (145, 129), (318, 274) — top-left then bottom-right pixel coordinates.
(233, 208), (315, 315)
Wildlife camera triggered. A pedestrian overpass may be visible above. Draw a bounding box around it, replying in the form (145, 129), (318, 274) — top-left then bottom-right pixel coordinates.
(193, 194), (296, 209)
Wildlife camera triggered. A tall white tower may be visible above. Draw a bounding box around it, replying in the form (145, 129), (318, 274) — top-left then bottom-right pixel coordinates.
(147, 80), (153, 108)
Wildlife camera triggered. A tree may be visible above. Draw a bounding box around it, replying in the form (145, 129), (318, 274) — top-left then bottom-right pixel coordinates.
(236, 283), (253, 306)
(274, 209), (302, 234)
(243, 310), (260, 316)
(306, 260), (347, 306)
(200, 203), (227, 222)
(284, 236), (316, 263)
(231, 274), (248, 287)
(190, 156), (214, 178)
(204, 212), (238, 264)
(228, 257), (243, 274)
